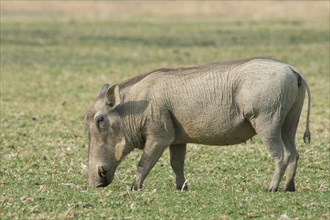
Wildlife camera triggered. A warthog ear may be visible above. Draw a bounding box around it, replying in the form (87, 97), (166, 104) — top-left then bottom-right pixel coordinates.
(106, 84), (121, 107)
(98, 84), (110, 97)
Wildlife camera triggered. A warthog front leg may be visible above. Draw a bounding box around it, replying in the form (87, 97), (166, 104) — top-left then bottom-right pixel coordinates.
(170, 144), (188, 190)
(131, 139), (169, 190)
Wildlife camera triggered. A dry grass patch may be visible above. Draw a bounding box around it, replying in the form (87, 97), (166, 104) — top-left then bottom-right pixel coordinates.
(1, 1), (329, 20)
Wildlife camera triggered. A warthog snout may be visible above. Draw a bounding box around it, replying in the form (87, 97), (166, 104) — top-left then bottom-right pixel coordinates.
(96, 166), (110, 187)
(88, 165), (114, 188)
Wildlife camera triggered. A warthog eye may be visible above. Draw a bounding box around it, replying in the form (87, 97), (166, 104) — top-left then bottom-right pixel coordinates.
(96, 115), (106, 130)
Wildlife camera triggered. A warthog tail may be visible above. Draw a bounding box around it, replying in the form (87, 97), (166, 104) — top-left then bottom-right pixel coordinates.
(290, 66), (311, 144)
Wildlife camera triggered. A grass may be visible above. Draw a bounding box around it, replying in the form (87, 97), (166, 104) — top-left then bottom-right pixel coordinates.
(1, 13), (329, 219)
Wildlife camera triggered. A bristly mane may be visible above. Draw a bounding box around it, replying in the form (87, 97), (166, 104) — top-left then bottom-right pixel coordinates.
(119, 66), (200, 89)
(118, 56), (272, 91)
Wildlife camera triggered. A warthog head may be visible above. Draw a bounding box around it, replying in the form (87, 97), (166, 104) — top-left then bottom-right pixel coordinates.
(85, 84), (128, 187)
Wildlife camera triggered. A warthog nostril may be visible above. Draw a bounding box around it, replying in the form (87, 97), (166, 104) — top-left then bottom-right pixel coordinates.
(98, 166), (106, 178)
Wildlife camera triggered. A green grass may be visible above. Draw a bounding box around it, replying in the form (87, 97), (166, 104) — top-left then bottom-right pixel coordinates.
(1, 15), (329, 219)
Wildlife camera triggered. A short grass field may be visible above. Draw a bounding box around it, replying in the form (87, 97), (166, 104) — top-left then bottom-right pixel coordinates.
(1, 3), (329, 219)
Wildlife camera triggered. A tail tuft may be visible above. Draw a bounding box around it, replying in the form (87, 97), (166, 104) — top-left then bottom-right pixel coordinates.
(303, 130), (311, 144)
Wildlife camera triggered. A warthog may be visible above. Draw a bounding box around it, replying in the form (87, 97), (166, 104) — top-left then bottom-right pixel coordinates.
(85, 57), (311, 192)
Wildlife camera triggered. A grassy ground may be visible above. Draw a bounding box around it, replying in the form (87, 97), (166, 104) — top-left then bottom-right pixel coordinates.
(1, 6), (329, 220)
